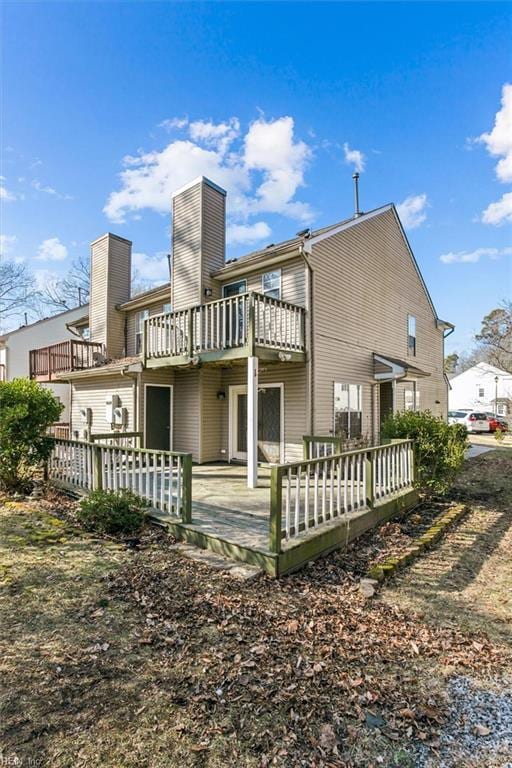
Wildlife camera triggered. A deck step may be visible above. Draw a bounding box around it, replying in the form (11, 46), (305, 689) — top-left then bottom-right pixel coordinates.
(172, 543), (261, 580)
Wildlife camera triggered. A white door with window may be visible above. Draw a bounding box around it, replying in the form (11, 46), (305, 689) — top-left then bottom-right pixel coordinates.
(229, 384), (284, 464)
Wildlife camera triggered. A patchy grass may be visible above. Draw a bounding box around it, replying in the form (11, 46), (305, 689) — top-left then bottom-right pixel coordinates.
(0, 453), (511, 768)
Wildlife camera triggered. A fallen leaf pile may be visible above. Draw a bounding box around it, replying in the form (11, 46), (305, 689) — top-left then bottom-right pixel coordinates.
(104, 535), (507, 766)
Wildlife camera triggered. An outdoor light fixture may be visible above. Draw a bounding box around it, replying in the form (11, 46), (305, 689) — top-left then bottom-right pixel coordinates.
(217, 390), (226, 401)
(204, 287), (213, 298)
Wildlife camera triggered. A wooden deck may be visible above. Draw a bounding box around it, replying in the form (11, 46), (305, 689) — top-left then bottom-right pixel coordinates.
(151, 463), (419, 576)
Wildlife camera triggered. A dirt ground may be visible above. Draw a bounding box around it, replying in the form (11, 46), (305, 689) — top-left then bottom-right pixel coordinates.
(1, 451), (511, 768)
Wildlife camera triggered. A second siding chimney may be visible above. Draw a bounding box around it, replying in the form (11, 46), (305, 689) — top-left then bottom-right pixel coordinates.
(90, 233), (131, 358)
(171, 177), (226, 311)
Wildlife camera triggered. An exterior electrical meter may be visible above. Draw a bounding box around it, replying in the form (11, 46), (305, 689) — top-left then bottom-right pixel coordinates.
(105, 394), (120, 424)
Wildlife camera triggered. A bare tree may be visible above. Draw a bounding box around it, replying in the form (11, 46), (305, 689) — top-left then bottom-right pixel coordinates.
(0, 259), (37, 329)
(39, 254), (90, 311)
(475, 300), (512, 372)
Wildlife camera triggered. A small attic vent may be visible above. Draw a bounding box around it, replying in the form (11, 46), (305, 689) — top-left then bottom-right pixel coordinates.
(265, 243), (275, 249)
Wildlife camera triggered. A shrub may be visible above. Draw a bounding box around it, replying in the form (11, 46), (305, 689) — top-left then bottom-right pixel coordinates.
(0, 379), (63, 492)
(77, 489), (147, 535)
(381, 409), (468, 497)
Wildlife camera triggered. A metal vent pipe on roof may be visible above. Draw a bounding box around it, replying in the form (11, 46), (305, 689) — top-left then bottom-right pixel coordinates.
(352, 172), (361, 217)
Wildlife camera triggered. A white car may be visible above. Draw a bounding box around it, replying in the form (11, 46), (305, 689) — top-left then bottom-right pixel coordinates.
(448, 410), (489, 433)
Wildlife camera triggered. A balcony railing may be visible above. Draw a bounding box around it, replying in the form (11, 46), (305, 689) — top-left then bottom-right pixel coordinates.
(29, 339), (104, 380)
(144, 292), (306, 364)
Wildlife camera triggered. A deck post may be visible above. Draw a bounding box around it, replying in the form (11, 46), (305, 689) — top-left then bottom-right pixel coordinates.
(269, 466), (283, 553)
(187, 308), (194, 359)
(181, 453), (193, 523)
(365, 450), (374, 508)
(247, 355), (258, 488)
(92, 444), (103, 491)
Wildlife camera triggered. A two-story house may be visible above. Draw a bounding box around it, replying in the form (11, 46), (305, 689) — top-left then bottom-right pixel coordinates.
(49, 176), (452, 487)
(0, 305), (91, 428)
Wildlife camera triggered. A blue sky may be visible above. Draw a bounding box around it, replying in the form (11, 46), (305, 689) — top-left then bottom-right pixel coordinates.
(1, 2), (511, 353)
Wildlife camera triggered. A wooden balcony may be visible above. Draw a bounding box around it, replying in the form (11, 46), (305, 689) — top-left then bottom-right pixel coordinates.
(144, 292), (306, 367)
(29, 339), (104, 381)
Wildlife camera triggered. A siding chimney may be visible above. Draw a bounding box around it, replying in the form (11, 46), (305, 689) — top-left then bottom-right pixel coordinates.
(171, 177), (226, 311)
(90, 233), (132, 358)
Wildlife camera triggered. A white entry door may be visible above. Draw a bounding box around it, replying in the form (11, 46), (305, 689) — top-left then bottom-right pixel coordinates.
(229, 384), (284, 464)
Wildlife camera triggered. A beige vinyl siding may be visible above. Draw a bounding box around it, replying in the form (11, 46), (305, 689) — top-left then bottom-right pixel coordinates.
(219, 256), (306, 307)
(172, 184), (202, 311)
(126, 301), (167, 357)
(201, 182), (225, 300)
(172, 368), (201, 458)
(70, 375), (135, 438)
(90, 234), (131, 358)
(219, 362), (307, 462)
(310, 208), (447, 437)
(199, 369), (223, 462)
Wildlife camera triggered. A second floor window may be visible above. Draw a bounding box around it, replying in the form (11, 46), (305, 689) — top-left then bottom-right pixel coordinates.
(262, 270), (281, 300)
(478, 387), (485, 398)
(135, 309), (149, 354)
(334, 382), (363, 439)
(407, 315), (416, 356)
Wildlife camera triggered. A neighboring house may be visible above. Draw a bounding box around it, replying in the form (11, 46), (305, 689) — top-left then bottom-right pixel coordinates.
(449, 362), (512, 416)
(43, 176), (452, 487)
(0, 305), (90, 423)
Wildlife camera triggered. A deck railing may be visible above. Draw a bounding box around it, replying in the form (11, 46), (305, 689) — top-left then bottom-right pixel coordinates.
(47, 422), (70, 440)
(303, 435), (343, 460)
(48, 438), (192, 520)
(90, 431), (142, 448)
(29, 339), (104, 380)
(269, 439), (415, 551)
(144, 291), (306, 361)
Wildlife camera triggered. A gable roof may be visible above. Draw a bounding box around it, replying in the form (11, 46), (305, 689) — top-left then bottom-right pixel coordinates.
(0, 303), (90, 343)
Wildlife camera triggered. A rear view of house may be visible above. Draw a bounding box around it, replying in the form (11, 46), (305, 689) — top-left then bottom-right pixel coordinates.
(36, 176), (452, 487)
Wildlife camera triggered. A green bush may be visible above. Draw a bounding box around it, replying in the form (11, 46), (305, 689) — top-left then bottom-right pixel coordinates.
(77, 489), (147, 535)
(0, 378), (63, 492)
(381, 410), (468, 497)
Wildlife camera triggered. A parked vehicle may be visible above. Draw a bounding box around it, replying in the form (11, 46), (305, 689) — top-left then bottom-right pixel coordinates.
(448, 411), (490, 433)
(485, 413), (509, 432)
(448, 410), (471, 425)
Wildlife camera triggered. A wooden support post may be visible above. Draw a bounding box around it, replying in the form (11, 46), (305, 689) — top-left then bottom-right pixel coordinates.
(92, 444), (103, 491)
(142, 317), (148, 366)
(365, 451), (374, 508)
(187, 308), (194, 359)
(247, 292), (255, 355)
(269, 466), (283, 553)
(247, 355), (259, 488)
(181, 453), (192, 523)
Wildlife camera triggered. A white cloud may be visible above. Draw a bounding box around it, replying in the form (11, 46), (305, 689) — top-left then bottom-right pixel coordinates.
(481, 191), (512, 226)
(31, 179), (73, 200)
(440, 246), (512, 264)
(104, 114), (313, 232)
(34, 268), (59, 291)
(476, 84), (512, 226)
(132, 252), (170, 284)
(226, 221), (271, 246)
(343, 142), (365, 173)
(36, 237), (68, 262)
(477, 83), (512, 183)
(0, 234), (17, 256)
(0, 177), (23, 201)
(396, 194), (429, 229)
(159, 117), (188, 131)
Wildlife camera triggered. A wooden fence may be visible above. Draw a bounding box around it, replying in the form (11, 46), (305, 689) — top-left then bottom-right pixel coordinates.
(303, 435), (342, 460)
(48, 438), (192, 520)
(270, 439), (414, 551)
(90, 431), (142, 448)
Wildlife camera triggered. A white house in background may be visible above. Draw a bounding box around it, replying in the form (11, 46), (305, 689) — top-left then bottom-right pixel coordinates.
(449, 362), (512, 416)
(0, 305), (90, 423)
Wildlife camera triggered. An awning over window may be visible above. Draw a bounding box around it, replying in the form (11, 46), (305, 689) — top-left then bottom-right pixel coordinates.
(373, 353), (430, 382)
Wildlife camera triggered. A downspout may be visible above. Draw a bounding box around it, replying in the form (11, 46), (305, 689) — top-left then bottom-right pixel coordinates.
(121, 369), (139, 439)
(299, 242), (314, 436)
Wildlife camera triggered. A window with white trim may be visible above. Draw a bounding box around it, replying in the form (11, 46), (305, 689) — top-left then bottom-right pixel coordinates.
(334, 383), (363, 439)
(404, 383), (420, 411)
(407, 314), (416, 356)
(163, 302), (172, 314)
(262, 269), (281, 300)
(478, 386), (485, 399)
(135, 309), (150, 354)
